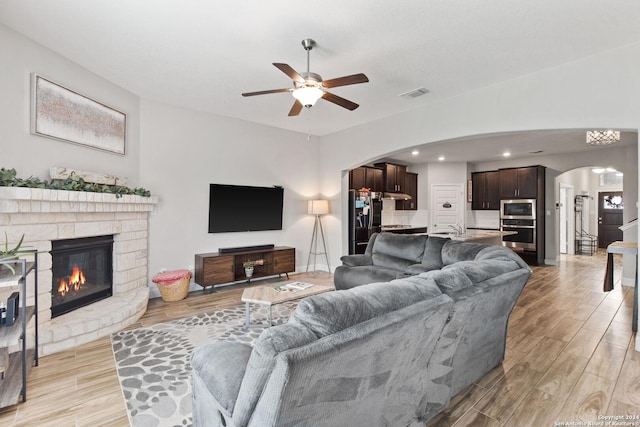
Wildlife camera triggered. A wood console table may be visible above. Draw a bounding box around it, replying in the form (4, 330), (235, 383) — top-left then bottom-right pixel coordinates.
(194, 246), (295, 289)
(604, 241), (638, 332)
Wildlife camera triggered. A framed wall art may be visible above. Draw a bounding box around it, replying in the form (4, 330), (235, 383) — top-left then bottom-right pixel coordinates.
(31, 74), (126, 155)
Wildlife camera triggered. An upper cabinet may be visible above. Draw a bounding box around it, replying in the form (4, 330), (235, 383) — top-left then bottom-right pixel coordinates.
(472, 165), (545, 210)
(499, 166), (543, 199)
(374, 162), (407, 193)
(349, 166), (384, 192)
(471, 170), (500, 210)
(396, 172), (418, 210)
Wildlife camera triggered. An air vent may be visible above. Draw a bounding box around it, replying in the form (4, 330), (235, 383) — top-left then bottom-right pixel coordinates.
(529, 150), (544, 154)
(399, 87), (429, 99)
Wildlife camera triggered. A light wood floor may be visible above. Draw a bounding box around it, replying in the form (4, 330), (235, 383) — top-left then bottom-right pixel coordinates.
(0, 253), (637, 426)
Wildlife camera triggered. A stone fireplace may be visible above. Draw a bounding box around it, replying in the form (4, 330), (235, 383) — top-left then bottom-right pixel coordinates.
(0, 187), (158, 355)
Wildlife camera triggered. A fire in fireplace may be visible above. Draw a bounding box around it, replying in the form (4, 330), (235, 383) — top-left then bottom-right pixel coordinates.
(51, 235), (114, 318)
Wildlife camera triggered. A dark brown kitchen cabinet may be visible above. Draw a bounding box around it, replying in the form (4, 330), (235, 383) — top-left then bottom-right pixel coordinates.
(396, 172), (418, 210)
(471, 170), (500, 210)
(374, 162), (407, 193)
(499, 166), (543, 199)
(349, 167), (383, 192)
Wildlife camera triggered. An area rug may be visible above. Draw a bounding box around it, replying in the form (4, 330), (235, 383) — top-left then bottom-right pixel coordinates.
(111, 302), (297, 427)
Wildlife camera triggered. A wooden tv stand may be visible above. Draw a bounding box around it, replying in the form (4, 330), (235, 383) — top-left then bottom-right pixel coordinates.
(194, 246), (295, 289)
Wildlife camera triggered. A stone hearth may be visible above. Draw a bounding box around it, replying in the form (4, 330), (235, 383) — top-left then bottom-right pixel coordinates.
(0, 187), (158, 355)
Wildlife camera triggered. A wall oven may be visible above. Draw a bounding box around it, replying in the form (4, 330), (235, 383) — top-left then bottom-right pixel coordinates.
(500, 199), (536, 251)
(500, 199), (536, 220)
(501, 218), (536, 250)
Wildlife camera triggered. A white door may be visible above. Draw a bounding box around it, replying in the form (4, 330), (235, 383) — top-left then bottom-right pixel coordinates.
(430, 184), (465, 233)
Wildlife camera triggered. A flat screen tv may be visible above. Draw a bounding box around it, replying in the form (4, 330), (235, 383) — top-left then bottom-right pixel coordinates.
(208, 184), (284, 233)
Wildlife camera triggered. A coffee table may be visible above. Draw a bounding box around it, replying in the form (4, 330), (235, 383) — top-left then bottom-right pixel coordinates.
(241, 282), (334, 327)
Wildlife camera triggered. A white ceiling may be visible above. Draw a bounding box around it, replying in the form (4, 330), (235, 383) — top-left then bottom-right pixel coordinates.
(1, 0), (639, 160)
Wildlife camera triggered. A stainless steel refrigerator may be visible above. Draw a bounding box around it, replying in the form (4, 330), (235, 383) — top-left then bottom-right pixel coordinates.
(348, 189), (382, 254)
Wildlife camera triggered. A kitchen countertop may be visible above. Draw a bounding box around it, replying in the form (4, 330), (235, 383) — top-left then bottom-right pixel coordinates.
(381, 225), (428, 233)
(428, 229), (516, 242)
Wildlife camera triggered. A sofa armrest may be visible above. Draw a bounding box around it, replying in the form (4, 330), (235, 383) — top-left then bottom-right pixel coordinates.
(340, 254), (373, 267)
(191, 342), (252, 416)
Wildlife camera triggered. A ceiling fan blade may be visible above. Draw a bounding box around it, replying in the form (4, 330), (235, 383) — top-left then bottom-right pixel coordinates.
(273, 63), (305, 83)
(321, 73), (369, 88)
(321, 92), (359, 111)
(288, 100), (303, 116)
(242, 88), (292, 97)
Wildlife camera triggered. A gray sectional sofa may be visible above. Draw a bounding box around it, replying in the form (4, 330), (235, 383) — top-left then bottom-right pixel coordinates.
(334, 232), (451, 289)
(191, 236), (531, 427)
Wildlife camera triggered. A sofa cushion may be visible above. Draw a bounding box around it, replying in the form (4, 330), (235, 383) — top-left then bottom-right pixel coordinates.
(421, 236), (450, 270)
(370, 233), (428, 270)
(420, 268), (474, 293)
(289, 277), (442, 338)
(441, 240), (488, 265)
(443, 259), (524, 284)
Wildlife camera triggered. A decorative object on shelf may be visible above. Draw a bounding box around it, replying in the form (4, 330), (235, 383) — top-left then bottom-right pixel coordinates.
(586, 130), (620, 146)
(0, 167), (150, 197)
(306, 199), (330, 272)
(50, 166), (128, 186)
(243, 259), (264, 279)
(244, 266), (254, 278)
(151, 269), (192, 302)
(31, 74), (126, 154)
(5, 292), (19, 327)
(0, 232), (25, 275)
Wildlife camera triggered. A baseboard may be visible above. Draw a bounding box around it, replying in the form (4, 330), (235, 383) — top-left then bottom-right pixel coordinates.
(622, 276), (635, 287)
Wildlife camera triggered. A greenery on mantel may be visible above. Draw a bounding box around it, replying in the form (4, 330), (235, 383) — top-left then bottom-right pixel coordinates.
(0, 167), (151, 198)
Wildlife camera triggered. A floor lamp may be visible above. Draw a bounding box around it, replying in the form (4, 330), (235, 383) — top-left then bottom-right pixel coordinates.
(306, 199), (330, 272)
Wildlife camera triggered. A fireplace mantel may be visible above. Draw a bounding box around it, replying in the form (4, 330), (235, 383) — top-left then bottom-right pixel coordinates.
(0, 187), (158, 355)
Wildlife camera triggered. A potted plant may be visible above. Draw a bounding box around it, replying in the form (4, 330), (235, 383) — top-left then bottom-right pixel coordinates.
(0, 232), (25, 275)
(243, 259), (264, 278)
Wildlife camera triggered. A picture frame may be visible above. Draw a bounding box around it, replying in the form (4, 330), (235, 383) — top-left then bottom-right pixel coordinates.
(467, 180), (472, 202)
(31, 74), (126, 155)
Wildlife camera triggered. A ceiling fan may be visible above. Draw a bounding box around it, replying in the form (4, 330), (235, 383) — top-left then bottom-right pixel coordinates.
(242, 38), (369, 116)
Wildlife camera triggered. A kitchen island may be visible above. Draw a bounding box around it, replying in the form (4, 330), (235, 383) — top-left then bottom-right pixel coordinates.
(429, 229), (516, 245)
(381, 225), (427, 234)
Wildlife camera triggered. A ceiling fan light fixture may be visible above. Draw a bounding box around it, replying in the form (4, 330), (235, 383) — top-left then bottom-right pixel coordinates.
(586, 130), (620, 145)
(292, 86), (323, 107)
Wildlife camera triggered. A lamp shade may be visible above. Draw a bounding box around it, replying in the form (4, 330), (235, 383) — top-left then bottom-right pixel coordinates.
(308, 199), (329, 215)
(292, 87), (323, 107)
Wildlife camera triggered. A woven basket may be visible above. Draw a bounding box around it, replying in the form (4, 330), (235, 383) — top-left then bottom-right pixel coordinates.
(156, 276), (190, 302)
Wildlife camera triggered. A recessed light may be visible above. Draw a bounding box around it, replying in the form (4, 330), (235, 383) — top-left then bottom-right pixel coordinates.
(502, 152), (511, 157)
(438, 156), (445, 161)
(411, 150), (419, 156)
